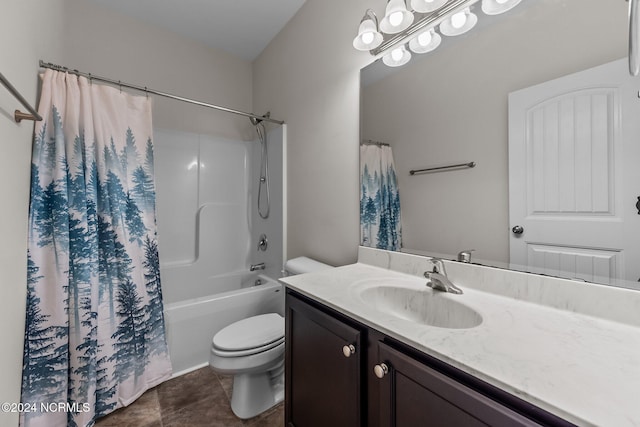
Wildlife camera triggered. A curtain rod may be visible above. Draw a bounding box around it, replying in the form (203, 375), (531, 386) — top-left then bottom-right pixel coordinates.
(39, 60), (284, 125)
(0, 71), (42, 122)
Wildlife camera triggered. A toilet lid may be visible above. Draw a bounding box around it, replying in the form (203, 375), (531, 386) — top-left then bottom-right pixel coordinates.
(213, 313), (284, 352)
(211, 336), (284, 357)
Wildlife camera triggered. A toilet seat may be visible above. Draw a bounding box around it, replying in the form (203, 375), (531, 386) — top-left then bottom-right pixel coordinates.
(212, 313), (284, 356)
(212, 336), (284, 357)
(210, 336), (285, 375)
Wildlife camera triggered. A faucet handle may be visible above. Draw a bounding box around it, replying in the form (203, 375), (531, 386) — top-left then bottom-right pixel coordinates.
(457, 249), (475, 263)
(257, 234), (268, 251)
(428, 257), (446, 274)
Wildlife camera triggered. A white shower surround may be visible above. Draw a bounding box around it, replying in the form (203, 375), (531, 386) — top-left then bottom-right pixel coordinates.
(154, 127), (284, 374)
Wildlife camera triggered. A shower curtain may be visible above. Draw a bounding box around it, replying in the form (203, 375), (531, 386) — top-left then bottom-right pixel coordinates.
(21, 69), (171, 427)
(360, 143), (402, 251)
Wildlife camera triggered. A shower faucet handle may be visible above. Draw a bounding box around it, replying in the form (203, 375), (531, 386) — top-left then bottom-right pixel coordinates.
(257, 234), (268, 251)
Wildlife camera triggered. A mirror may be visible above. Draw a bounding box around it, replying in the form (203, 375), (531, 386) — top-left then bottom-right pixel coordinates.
(360, 0), (640, 289)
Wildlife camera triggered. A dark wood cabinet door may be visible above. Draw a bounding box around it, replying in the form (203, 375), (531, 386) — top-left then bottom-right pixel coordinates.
(285, 292), (363, 427)
(374, 342), (541, 427)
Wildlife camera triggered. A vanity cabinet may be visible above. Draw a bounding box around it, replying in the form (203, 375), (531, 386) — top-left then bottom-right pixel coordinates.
(285, 291), (364, 427)
(285, 289), (574, 427)
(374, 341), (540, 426)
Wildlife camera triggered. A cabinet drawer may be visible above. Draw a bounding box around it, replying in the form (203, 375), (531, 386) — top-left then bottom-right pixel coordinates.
(374, 342), (541, 427)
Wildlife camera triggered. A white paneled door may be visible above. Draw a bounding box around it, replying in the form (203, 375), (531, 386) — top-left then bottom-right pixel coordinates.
(509, 58), (640, 288)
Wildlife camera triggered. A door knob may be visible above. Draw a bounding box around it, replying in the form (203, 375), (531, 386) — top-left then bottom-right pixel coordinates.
(512, 225), (524, 235)
(342, 344), (356, 358)
(374, 363), (389, 379)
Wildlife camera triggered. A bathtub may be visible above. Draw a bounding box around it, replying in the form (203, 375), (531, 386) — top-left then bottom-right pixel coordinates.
(163, 272), (284, 376)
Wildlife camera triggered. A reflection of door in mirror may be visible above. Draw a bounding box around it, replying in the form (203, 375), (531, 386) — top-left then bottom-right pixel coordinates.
(509, 58), (640, 289)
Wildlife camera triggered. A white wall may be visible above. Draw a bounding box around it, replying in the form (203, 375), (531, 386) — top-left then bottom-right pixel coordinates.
(0, 2), (65, 425)
(1, 1), (253, 424)
(361, 0), (628, 264)
(60, 0), (253, 140)
(252, 0), (374, 267)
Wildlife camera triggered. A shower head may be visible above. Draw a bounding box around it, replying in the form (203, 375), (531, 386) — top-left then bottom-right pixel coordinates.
(249, 111), (271, 126)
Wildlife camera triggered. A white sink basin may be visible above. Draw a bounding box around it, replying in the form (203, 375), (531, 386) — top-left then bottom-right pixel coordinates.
(355, 279), (482, 329)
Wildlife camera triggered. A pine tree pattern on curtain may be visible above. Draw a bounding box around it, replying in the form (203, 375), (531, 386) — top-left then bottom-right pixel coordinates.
(21, 69), (172, 427)
(360, 143), (402, 251)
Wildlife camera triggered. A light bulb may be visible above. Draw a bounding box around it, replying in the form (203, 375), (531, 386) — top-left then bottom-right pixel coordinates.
(391, 48), (404, 61)
(361, 32), (375, 45)
(383, 45), (411, 67)
(389, 11), (404, 27)
(450, 11), (467, 29)
(417, 31), (432, 46)
(481, 0), (521, 15)
(409, 29), (440, 53)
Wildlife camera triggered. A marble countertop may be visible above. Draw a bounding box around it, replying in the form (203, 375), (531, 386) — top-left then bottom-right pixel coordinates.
(280, 262), (640, 427)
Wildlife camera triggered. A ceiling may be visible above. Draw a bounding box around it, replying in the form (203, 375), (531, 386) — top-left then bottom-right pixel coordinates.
(85, 0), (307, 61)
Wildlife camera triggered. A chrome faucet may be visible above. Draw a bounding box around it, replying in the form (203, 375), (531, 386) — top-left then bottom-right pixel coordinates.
(250, 262), (266, 271)
(424, 258), (463, 295)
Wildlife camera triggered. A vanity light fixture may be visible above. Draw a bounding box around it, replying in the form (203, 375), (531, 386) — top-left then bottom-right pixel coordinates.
(353, 9), (384, 51)
(354, 0), (523, 68)
(383, 44), (412, 67)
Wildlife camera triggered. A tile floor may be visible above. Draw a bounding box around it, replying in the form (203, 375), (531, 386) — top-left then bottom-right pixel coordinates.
(95, 367), (283, 427)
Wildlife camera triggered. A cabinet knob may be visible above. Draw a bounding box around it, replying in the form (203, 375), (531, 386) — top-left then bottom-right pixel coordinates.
(373, 363), (389, 379)
(342, 344), (356, 358)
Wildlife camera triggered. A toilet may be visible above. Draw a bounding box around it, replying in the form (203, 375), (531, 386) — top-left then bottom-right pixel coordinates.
(209, 256), (332, 419)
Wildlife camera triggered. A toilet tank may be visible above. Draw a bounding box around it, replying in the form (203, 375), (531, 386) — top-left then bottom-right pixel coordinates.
(283, 257), (333, 276)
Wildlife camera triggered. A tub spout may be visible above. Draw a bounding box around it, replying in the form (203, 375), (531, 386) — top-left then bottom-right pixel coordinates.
(250, 263), (266, 271)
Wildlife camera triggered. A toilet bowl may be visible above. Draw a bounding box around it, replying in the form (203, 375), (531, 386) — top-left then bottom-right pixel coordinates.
(209, 313), (285, 419)
(208, 257), (332, 419)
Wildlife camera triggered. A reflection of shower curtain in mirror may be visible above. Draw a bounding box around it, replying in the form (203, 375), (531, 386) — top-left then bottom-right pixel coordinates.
(360, 143), (402, 251)
(21, 69), (172, 427)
